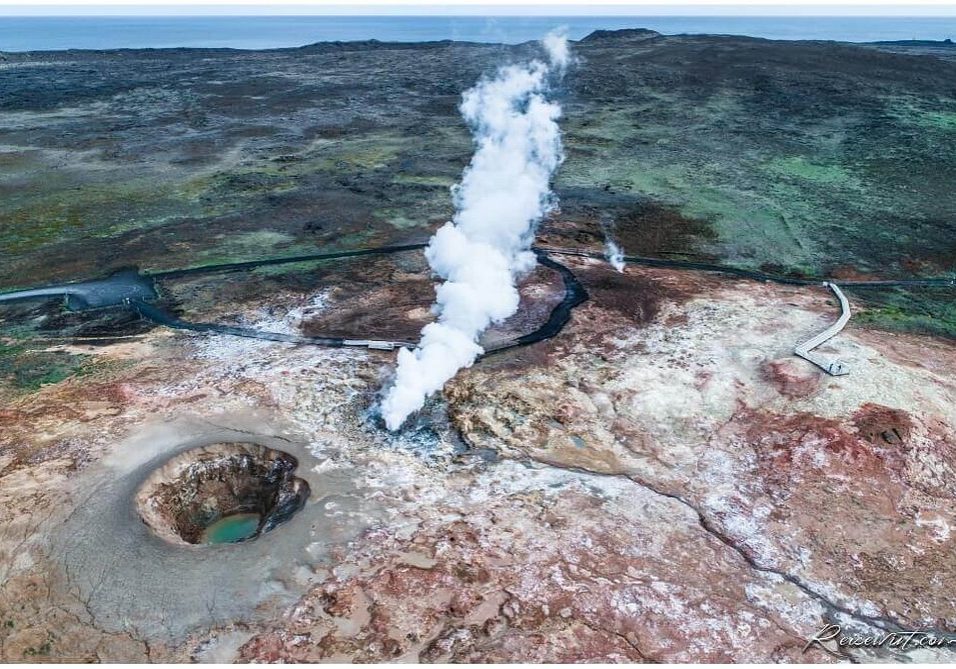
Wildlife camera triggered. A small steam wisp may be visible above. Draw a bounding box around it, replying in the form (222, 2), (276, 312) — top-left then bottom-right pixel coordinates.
(599, 214), (625, 272)
(380, 31), (570, 431)
(605, 238), (626, 272)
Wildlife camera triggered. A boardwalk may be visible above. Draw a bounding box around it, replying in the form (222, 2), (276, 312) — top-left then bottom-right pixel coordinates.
(794, 282), (851, 376)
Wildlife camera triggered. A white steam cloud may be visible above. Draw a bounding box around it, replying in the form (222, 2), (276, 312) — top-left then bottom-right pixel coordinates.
(605, 238), (626, 273)
(542, 28), (571, 72)
(600, 215), (625, 272)
(380, 32), (570, 431)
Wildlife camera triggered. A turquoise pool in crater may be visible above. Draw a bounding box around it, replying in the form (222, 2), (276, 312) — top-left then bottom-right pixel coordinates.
(201, 513), (261, 544)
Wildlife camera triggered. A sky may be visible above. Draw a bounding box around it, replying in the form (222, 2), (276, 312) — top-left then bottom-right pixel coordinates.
(0, 2), (954, 17)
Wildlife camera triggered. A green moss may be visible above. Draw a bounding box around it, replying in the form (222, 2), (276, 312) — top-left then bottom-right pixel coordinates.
(764, 156), (861, 188)
(18, 364), (72, 389)
(0, 173), (216, 255)
(920, 111), (956, 130)
(887, 97), (956, 132)
(0, 123), (467, 282)
(0, 341), (27, 359)
(16, 354), (84, 391)
(391, 174), (455, 188)
(850, 287), (956, 339)
(197, 230), (295, 263)
(856, 310), (956, 339)
(294, 131), (409, 172)
(375, 189), (452, 229)
(250, 259), (333, 277)
(0, 341), (94, 393)
(558, 152), (826, 270)
(556, 80), (956, 279)
(377, 213), (421, 229)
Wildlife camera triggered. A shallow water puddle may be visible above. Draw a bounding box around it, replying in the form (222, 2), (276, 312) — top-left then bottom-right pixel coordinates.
(202, 513), (261, 544)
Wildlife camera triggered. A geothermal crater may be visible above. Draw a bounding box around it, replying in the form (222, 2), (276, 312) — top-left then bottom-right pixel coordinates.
(135, 442), (311, 545)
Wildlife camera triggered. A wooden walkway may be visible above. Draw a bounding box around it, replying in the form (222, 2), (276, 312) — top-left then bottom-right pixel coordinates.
(794, 282), (851, 376)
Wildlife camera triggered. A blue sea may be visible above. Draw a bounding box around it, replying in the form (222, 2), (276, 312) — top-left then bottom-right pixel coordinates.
(0, 16), (954, 52)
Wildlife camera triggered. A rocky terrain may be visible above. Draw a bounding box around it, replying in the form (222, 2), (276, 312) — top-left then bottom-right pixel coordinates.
(0, 29), (955, 662)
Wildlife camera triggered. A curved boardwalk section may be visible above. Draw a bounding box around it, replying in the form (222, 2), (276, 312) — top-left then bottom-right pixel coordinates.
(794, 282), (851, 376)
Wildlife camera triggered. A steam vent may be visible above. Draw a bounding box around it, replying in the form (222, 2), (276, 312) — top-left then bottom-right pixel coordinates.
(135, 443), (311, 545)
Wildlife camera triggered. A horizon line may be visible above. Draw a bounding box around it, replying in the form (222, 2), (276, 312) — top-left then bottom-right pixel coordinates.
(1, 4), (955, 18)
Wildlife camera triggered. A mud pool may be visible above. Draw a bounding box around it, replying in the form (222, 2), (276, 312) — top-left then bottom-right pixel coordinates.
(135, 441), (311, 546)
(48, 415), (383, 640)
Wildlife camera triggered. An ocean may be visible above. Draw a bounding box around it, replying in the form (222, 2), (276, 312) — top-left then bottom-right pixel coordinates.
(0, 16), (954, 52)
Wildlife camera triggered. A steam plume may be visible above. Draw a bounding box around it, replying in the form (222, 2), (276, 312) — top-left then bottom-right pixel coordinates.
(380, 32), (569, 430)
(542, 28), (571, 71)
(599, 214), (625, 272)
(605, 238), (626, 273)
